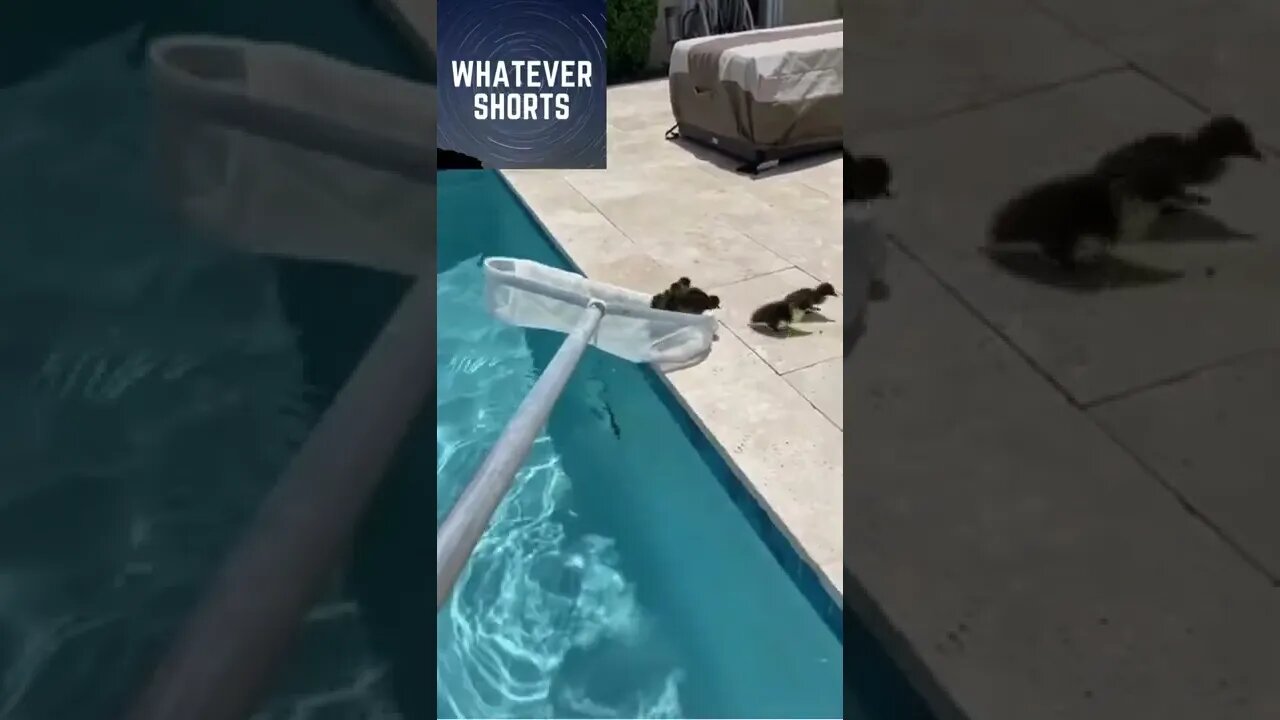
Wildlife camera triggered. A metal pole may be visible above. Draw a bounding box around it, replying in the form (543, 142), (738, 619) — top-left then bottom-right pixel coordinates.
(125, 275), (436, 720)
(436, 300), (606, 611)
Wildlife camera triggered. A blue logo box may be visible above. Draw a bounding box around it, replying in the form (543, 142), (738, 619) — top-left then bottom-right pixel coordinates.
(438, 0), (608, 169)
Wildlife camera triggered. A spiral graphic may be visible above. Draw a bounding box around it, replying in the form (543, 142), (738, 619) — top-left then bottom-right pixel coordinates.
(438, 0), (608, 169)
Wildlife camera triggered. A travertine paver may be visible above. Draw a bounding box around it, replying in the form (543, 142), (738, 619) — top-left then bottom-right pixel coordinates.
(846, 245), (1280, 720)
(505, 79), (845, 597)
(1091, 350), (1280, 580)
(846, 0), (1118, 134)
(784, 357), (843, 429)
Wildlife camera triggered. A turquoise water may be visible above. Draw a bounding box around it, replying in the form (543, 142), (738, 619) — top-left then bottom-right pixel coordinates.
(435, 171), (844, 718)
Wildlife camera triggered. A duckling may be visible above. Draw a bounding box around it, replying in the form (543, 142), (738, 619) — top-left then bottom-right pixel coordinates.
(672, 287), (720, 314)
(784, 282), (839, 313)
(846, 151), (895, 202)
(650, 278), (719, 314)
(749, 299), (805, 333)
(989, 162), (1190, 270)
(650, 277), (692, 310)
(1095, 115), (1264, 211)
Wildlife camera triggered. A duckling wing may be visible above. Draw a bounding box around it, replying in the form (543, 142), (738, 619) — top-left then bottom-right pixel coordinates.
(750, 301), (782, 323)
(989, 174), (1106, 244)
(1095, 133), (1185, 177)
(782, 288), (810, 306)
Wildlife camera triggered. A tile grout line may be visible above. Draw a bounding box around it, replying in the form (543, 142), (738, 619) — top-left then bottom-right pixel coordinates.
(783, 354), (843, 376)
(1018, 0), (1280, 161)
(554, 175), (644, 250)
(704, 265), (845, 432)
(1018, 0), (1224, 118)
(1082, 347), (1280, 410)
(711, 265), (802, 291)
(886, 238), (1279, 587)
(1088, 415), (1280, 587)
(713, 318), (845, 433)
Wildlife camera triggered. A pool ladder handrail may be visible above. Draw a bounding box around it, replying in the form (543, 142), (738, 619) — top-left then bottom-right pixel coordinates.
(436, 300), (606, 610)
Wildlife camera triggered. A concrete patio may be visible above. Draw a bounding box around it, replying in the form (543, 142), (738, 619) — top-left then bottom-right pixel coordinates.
(848, 0), (1280, 718)
(503, 79), (845, 598)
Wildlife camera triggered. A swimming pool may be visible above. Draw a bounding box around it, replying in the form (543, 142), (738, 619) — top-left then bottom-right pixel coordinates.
(435, 170), (845, 718)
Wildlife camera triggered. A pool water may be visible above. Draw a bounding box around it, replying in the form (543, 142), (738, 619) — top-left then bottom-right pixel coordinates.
(0, 4), (428, 719)
(435, 171), (844, 718)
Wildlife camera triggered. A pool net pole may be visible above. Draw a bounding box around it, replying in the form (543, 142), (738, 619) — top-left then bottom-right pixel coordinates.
(124, 276), (436, 720)
(436, 300), (606, 611)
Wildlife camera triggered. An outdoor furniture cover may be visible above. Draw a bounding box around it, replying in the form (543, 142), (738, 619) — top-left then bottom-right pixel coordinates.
(669, 20), (843, 171)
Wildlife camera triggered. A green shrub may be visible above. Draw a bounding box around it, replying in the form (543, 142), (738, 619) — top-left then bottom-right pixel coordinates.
(607, 0), (658, 82)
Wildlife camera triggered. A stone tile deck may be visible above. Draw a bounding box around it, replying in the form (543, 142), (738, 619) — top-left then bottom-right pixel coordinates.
(503, 79), (845, 599)
(850, 0), (1280, 718)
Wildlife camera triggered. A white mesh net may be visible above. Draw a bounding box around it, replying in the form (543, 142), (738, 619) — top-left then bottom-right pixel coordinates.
(149, 36), (436, 275)
(484, 258), (716, 372)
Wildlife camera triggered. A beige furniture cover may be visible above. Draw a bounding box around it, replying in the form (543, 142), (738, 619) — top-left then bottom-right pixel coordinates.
(668, 20), (843, 172)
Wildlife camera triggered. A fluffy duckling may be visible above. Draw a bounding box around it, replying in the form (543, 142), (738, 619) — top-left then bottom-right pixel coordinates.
(749, 299), (805, 333)
(650, 277), (692, 310)
(651, 277), (719, 314)
(673, 287), (720, 313)
(989, 162), (1190, 270)
(1095, 115), (1264, 211)
(783, 282), (839, 313)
